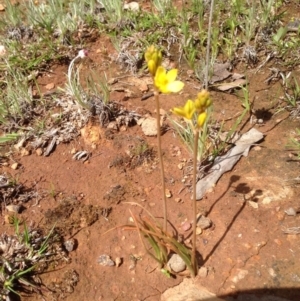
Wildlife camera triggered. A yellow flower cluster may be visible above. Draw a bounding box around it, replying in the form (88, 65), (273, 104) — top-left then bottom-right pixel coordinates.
(172, 90), (212, 129)
(145, 46), (184, 94)
(144, 45), (212, 129)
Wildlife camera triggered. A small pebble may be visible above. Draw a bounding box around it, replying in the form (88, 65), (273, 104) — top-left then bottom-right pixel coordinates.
(285, 207), (297, 216)
(98, 255), (115, 267)
(70, 148), (77, 154)
(5, 205), (21, 213)
(64, 239), (76, 252)
(20, 148), (30, 156)
(181, 221), (191, 232)
(268, 268), (277, 278)
(115, 257), (122, 267)
(165, 189), (172, 198)
(36, 148), (43, 156)
(198, 266), (208, 278)
(197, 215), (212, 230)
(178, 163), (184, 170)
(167, 254), (186, 273)
(11, 163), (19, 170)
(174, 198), (182, 203)
(123, 1), (139, 11)
(196, 227), (202, 235)
(128, 217), (134, 223)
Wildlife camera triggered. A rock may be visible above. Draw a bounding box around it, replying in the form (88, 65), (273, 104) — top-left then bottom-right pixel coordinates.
(268, 268), (277, 278)
(127, 76), (148, 92)
(165, 189), (172, 198)
(45, 82), (55, 90)
(36, 148), (43, 156)
(198, 266), (208, 278)
(178, 163), (184, 170)
(174, 198), (182, 203)
(140, 117), (158, 136)
(181, 221), (191, 232)
(161, 278), (223, 301)
(20, 148), (30, 157)
(81, 124), (101, 146)
(11, 163), (19, 170)
(123, 1), (139, 11)
(285, 207), (297, 216)
(197, 215), (212, 230)
(115, 257), (122, 267)
(167, 254), (186, 273)
(64, 239), (76, 252)
(6, 205), (21, 213)
(196, 227), (202, 235)
(98, 254), (115, 267)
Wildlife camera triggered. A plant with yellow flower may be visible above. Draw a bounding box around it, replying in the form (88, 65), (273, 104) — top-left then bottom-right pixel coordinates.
(172, 90), (213, 275)
(144, 45), (184, 233)
(123, 46), (212, 278)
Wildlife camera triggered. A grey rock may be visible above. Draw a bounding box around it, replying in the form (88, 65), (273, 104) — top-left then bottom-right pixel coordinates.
(285, 207), (297, 216)
(98, 254), (115, 267)
(64, 239), (76, 252)
(167, 254), (186, 273)
(197, 215), (212, 230)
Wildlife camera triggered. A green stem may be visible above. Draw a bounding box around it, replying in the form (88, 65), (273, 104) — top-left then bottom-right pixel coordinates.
(154, 89), (167, 232)
(205, 0), (215, 89)
(192, 129), (199, 276)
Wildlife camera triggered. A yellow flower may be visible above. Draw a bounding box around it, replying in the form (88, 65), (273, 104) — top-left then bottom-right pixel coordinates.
(197, 112), (207, 128)
(195, 90), (212, 112)
(172, 99), (195, 120)
(154, 66), (184, 94)
(145, 45), (162, 76)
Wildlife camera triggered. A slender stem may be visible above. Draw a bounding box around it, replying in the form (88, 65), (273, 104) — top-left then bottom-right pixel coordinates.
(192, 129), (200, 276)
(154, 89), (167, 232)
(205, 0), (214, 90)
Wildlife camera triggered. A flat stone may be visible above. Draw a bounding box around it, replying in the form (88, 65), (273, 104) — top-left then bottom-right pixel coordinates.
(98, 254), (115, 267)
(285, 207), (297, 216)
(161, 278), (223, 301)
(140, 117), (158, 136)
(197, 215), (212, 230)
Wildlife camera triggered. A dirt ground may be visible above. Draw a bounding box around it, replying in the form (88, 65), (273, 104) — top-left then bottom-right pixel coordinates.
(1, 2), (300, 301)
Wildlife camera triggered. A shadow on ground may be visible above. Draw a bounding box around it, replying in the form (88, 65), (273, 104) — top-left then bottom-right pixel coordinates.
(214, 288), (300, 301)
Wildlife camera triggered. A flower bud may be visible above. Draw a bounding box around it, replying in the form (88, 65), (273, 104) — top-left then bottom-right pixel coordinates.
(195, 90), (212, 111)
(197, 112), (207, 128)
(147, 60), (156, 76)
(145, 45), (162, 76)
